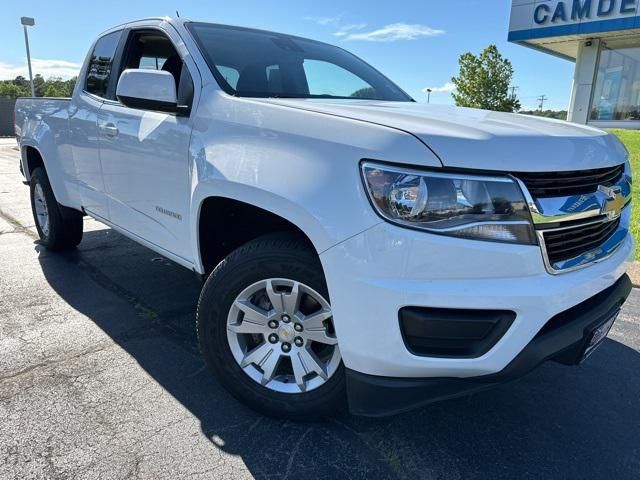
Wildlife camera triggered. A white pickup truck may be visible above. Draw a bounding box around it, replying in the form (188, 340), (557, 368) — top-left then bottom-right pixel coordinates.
(15, 17), (634, 419)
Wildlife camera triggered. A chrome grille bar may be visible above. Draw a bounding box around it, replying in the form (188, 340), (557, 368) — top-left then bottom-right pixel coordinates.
(511, 164), (631, 274)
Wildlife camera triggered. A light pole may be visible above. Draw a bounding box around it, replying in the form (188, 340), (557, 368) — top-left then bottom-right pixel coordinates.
(426, 88), (432, 104)
(21, 17), (36, 97)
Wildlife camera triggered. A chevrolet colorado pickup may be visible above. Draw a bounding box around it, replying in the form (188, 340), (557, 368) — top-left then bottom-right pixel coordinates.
(14, 17), (634, 419)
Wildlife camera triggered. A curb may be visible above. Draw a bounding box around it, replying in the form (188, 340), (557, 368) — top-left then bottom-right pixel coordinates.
(628, 262), (640, 288)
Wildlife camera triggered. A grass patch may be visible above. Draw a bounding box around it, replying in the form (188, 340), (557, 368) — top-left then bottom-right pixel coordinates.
(608, 129), (638, 260)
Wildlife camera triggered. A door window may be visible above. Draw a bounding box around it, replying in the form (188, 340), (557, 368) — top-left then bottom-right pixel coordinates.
(85, 31), (123, 98)
(121, 30), (194, 107)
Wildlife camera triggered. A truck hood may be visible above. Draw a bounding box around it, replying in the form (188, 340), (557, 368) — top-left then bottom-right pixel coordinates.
(260, 99), (628, 172)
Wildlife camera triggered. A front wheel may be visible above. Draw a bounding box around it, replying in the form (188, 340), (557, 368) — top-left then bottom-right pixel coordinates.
(196, 233), (345, 420)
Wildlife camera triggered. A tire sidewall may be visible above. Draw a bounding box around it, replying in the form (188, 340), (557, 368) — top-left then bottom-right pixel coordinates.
(29, 167), (83, 250)
(30, 168), (54, 244)
(197, 238), (345, 419)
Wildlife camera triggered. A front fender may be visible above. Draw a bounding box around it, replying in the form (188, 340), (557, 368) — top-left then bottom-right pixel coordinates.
(187, 90), (442, 274)
(190, 179), (375, 274)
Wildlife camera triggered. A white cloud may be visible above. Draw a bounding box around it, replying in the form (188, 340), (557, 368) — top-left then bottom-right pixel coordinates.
(0, 58), (81, 80)
(334, 23), (367, 37)
(422, 82), (456, 94)
(340, 23), (444, 42)
(304, 15), (343, 26)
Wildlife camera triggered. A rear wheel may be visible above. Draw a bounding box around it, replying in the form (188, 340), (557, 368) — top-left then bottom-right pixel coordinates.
(30, 167), (83, 250)
(197, 233), (345, 420)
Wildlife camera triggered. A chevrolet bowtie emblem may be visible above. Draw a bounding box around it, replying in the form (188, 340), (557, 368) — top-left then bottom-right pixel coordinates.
(598, 185), (625, 220)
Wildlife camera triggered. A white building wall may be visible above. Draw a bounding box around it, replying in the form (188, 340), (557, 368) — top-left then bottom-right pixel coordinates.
(568, 39), (601, 123)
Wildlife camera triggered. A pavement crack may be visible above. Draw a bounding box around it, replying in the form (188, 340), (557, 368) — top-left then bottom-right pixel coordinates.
(0, 343), (114, 383)
(283, 426), (312, 480)
(329, 419), (404, 479)
(0, 207), (37, 239)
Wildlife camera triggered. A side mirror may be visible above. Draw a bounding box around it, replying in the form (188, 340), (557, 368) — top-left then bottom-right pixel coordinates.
(116, 69), (189, 115)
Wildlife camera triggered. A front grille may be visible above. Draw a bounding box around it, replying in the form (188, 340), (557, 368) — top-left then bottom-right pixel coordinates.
(515, 165), (624, 198)
(542, 217), (621, 266)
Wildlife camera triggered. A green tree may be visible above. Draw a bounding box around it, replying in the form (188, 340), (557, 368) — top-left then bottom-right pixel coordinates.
(33, 74), (46, 97)
(0, 82), (29, 97)
(350, 87), (377, 99)
(43, 77), (77, 97)
(451, 45), (521, 113)
(0, 75), (76, 98)
(520, 109), (568, 120)
(13, 76), (29, 89)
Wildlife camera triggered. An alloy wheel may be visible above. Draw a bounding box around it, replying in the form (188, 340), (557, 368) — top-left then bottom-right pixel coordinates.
(226, 278), (341, 394)
(33, 183), (50, 237)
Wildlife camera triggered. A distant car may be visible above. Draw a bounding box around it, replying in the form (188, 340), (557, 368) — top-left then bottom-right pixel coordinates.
(14, 17), (634, 419)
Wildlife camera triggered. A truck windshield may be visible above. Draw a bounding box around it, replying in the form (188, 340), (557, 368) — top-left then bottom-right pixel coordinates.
(186, 23), (412, 101)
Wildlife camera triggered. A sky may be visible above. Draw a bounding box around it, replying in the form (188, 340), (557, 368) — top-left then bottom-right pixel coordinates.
(0, 0), (575, 110)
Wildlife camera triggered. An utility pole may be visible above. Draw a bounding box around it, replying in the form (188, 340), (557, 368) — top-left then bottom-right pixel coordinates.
(21, 17), (36, 97)
(426, 88), (432, 104)
(537, 94), (548, 111)
(510, 86), (519, 98)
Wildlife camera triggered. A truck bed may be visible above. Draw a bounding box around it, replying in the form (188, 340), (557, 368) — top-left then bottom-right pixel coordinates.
(14, 97), (71, 142)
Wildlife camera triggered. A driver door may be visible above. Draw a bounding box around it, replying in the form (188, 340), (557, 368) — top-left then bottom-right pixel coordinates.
(97, 27), (196, 263)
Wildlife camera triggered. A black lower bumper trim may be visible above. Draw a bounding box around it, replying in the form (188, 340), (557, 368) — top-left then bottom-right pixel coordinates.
(346, 370), (499, 418)
(346, 274), (632, 417)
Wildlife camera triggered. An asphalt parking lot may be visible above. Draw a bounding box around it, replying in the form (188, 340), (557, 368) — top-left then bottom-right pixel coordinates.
(0, 140), (639, 480)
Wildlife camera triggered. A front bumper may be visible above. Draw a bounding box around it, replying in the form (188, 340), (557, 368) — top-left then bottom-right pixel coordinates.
(345, 274), (632, 417)
(319, 215), (634, 412)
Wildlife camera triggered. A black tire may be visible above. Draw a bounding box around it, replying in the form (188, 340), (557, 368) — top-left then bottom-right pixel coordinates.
(30, 167), (83, 250)
(197, 233), (346, 420)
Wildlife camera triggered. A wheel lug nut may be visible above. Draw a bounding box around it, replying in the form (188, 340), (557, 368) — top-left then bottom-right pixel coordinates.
(268, 320), (279, 329)
(294, 323), (303, 332)
(268, 334), (279, 344)
(294, 337), (304, 347)
(281, 315), (291, 323)
(282, 342), (291, 353)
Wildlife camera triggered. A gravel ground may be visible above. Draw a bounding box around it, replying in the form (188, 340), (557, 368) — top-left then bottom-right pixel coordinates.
(1, 142), (639, 480)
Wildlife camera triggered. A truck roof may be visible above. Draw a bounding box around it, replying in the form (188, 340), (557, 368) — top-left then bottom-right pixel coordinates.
(96, 17), (345, 50)
(97, 16), (181, 36)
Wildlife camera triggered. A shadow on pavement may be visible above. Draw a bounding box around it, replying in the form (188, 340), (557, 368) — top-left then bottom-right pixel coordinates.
(37, 228), (640, 480)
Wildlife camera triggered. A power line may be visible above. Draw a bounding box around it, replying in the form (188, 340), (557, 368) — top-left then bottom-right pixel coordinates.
(510, 86), (519, 97)
(537, 94), (548, 110)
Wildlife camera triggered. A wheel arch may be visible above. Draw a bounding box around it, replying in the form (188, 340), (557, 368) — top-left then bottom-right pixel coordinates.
(195, 195), (325, 276)
(21, 143), (46, 182)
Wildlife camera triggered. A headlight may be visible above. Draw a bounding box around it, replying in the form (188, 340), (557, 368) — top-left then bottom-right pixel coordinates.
(361, 162), (536, 245)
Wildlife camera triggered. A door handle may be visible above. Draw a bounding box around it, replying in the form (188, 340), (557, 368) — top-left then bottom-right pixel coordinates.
(99, 122), (119, 137)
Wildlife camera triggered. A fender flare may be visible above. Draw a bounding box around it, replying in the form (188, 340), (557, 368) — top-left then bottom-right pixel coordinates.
(19, 139), (45, 183)
(190, 180), (336, 274)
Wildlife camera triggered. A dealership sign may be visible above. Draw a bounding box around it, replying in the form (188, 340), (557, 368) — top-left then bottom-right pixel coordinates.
(509, 0), (640, 42)
(534, 0), (637, 25)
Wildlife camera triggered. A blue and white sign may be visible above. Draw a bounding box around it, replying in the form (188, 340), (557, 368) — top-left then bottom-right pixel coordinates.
(509, 0), (640, 42)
